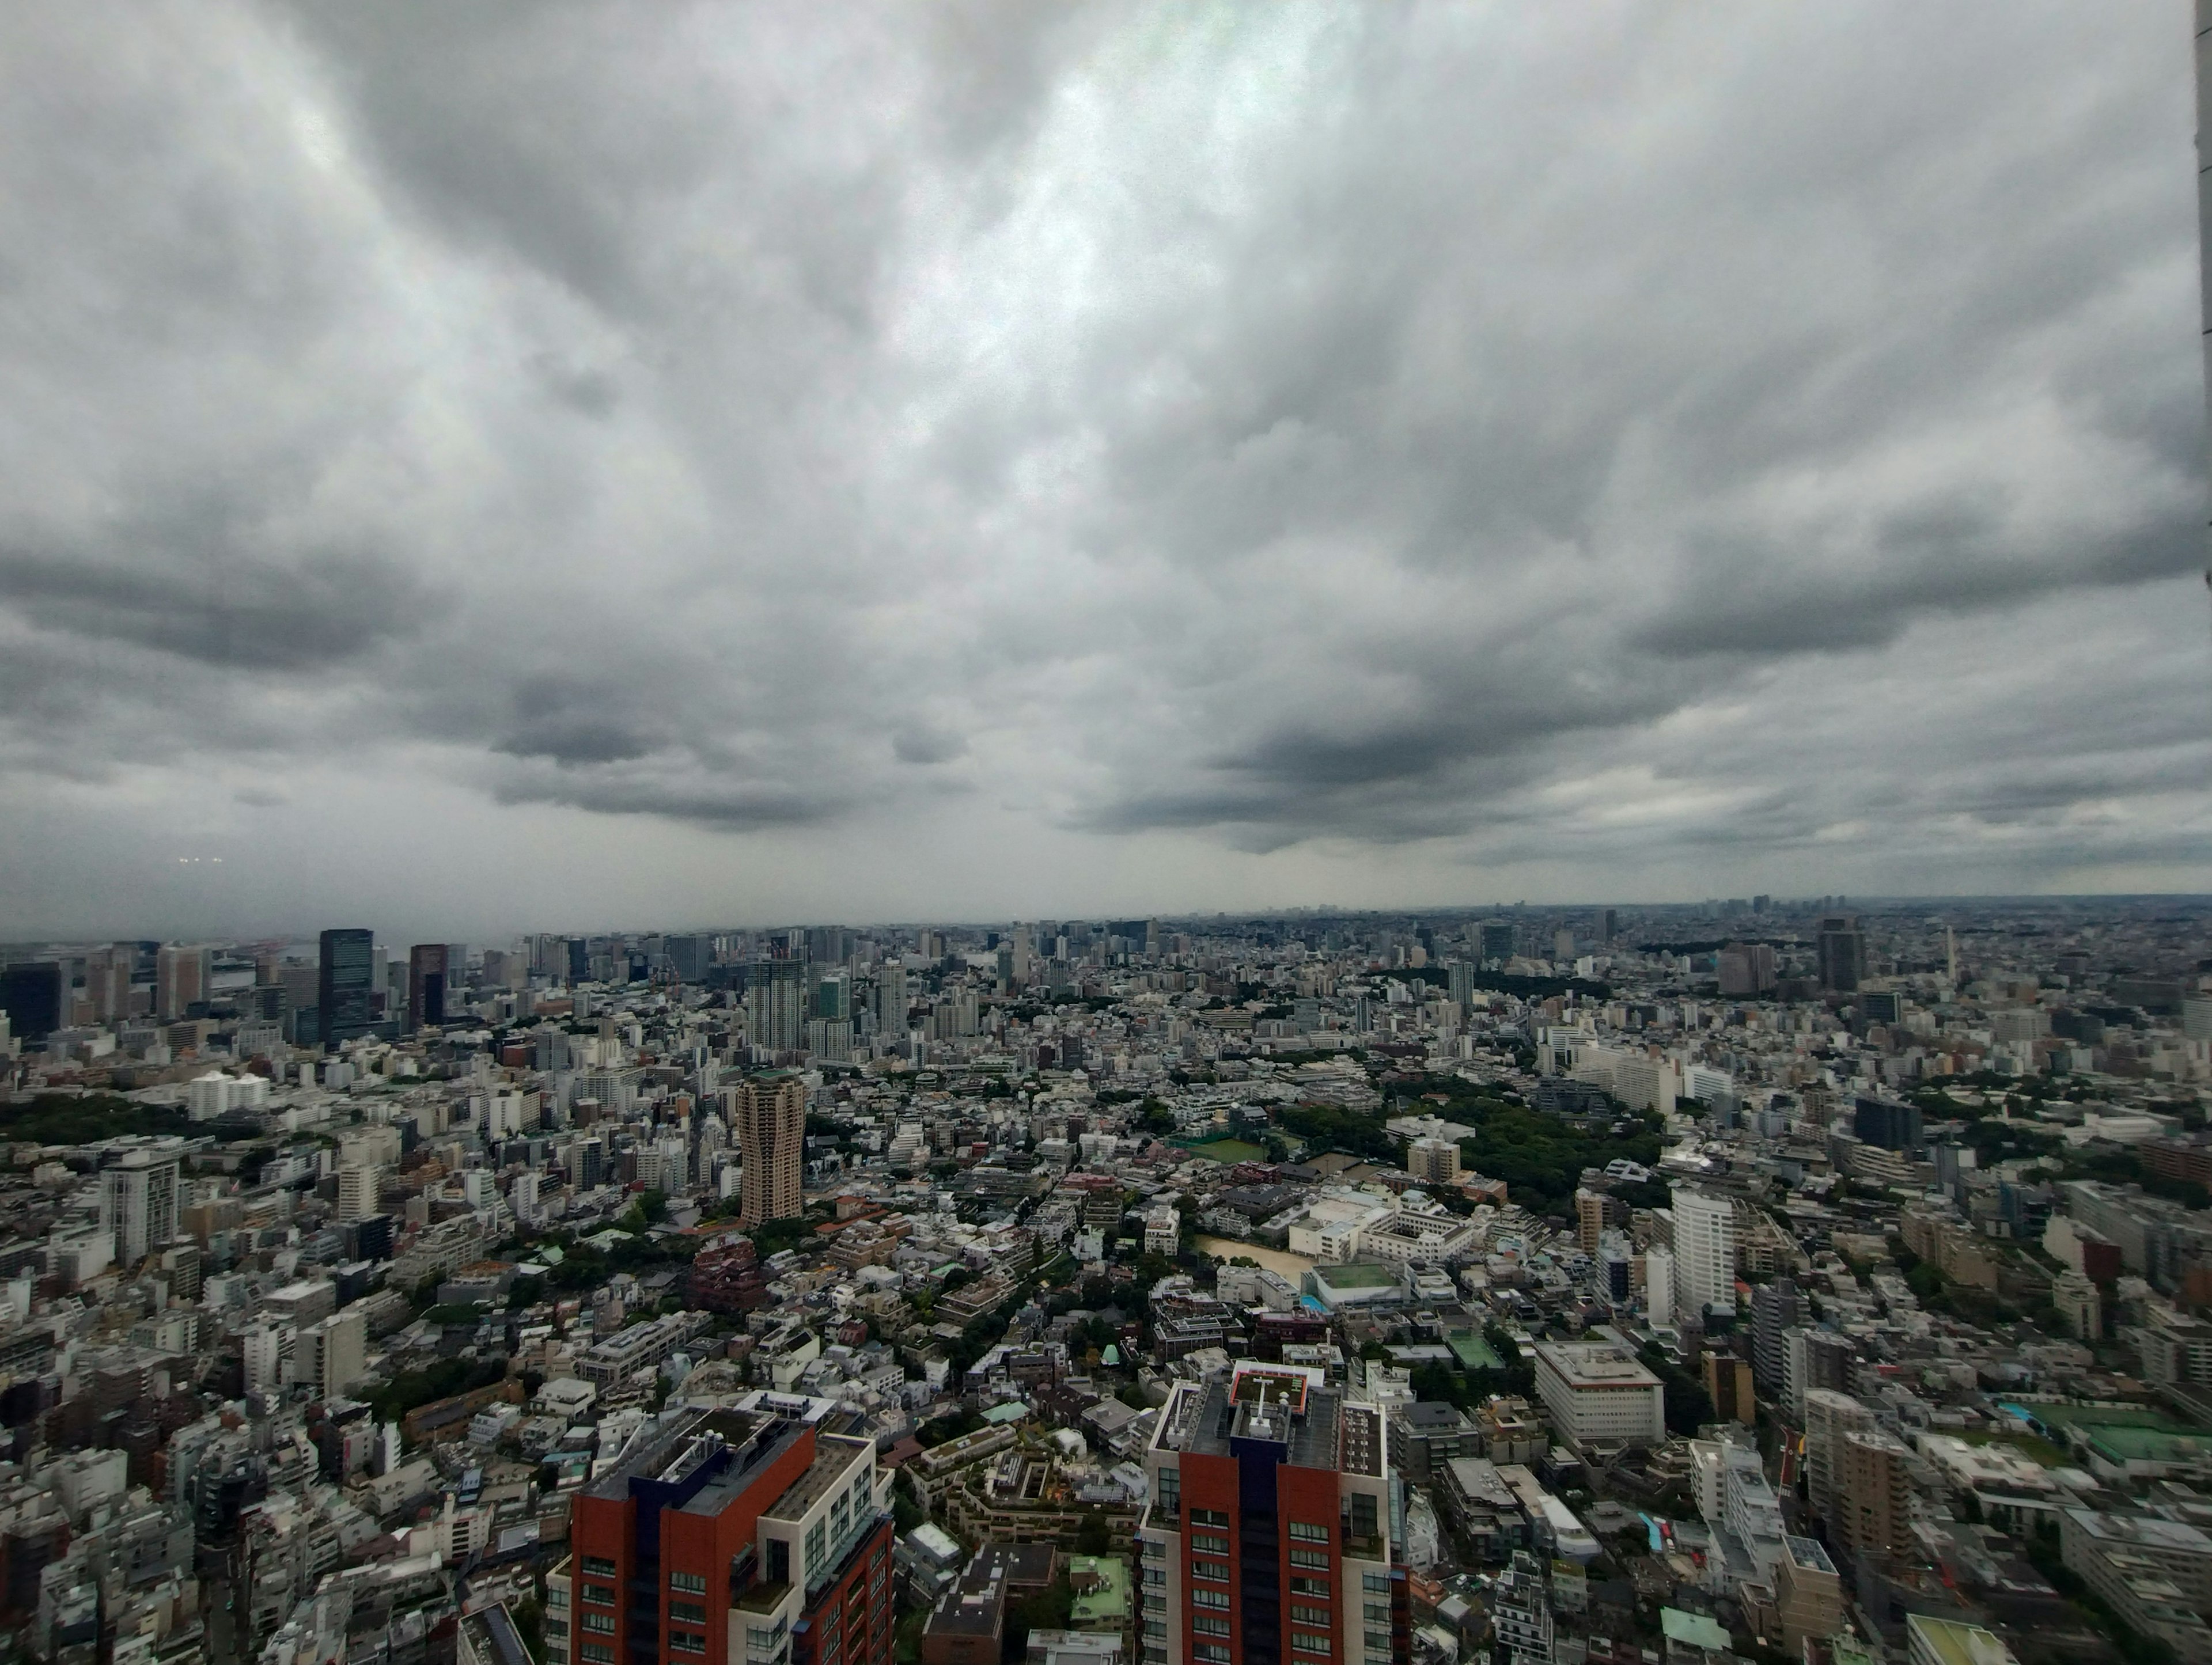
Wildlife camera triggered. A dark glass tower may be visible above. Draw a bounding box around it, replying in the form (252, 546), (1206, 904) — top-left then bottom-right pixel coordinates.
(318, 928), (375, 1048)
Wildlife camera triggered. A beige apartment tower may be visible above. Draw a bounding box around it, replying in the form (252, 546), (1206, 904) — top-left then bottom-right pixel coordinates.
(728, 1071), (805, 1227)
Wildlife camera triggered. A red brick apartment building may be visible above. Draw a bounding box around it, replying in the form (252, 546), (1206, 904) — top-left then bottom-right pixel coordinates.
(1137, 1363), (1410, 1665)
(550, 1405), (892, 1665)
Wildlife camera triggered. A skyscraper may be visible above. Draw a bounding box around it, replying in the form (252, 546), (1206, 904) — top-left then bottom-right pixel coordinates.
(0, 961), (64, 1042)
(102, 1147), (180, 1266)
(1138, 1363), (1403, 1665)
(874, 964), (909, 1034)
(157, 944), (212, 1021)
(1671, 1189), (1737, 1318)
(1816, 916), (1864, 993)
(318, 928), (376, 1048)
(729, 1071), (805, 1227)
(407, 943), (447, 1031)
(745, 959), (809, 1054)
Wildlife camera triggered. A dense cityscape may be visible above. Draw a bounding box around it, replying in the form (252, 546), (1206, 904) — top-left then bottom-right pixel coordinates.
(0, 897), (2207, 1665)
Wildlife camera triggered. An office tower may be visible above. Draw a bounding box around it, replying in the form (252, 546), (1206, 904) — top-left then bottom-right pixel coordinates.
(1137, 1364), (1400, 1665)
(1802, 1390), (1876, 1539)
(1407, 1137), (1460, 1187)
(1717, 943), (1777, 998)
(1479, 922), (1515, 963)
(567, 938), (590, 982)
(0, 961), (65, 1043)
(318, 929), (376, 1048)
(556, 1405), (892, 1665)
(1552, 930), (1575, 961)
(1672, 1190), (1737, 1317)
(1749, 1279), (1801, 1395)
(156, 945), (211, 1021)
(729, 1072), (805, 1227)
(1488, 1552), (1553, 1665)
(1853, 1095), (1923, 1155)
(1702, 1352), (1755, 1424)
(666, 935), (711, 983)
(815, 970), (851, 1022)
(407, 944), (447, 1031)
(1816, 916), (1864, 993)
(101, 1148), (180, 1266)
(84, 947), (132, 1024)
(1835, 1429), (1911, 1561)
(1643, 1246), (1675, 1328)
(336, 1165), (382, 1223)
(298, 1310), (366, 1399)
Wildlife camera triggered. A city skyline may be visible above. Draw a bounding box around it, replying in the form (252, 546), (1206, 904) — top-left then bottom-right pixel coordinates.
(2, 4), (2210, 938)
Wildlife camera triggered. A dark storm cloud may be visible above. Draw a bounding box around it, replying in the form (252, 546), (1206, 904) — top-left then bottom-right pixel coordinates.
(0, 0), (2205, 902)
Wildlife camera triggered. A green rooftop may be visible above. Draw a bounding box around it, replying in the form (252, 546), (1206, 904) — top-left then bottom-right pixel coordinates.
(1660, 1611), (1729, 1654)
(1907, 1614), (2016, 1665)
(1067, 1556), (1128, 1630)
(1313, 1262), (1399, 1288)
(1449, 1332), (1505, 1371)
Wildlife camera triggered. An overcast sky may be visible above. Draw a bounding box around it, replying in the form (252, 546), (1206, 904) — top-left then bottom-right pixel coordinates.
(3, 1), (2210, 943)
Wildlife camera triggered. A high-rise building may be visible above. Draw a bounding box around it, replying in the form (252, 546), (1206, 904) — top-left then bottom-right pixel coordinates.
(242, 1323), (293, 1398)
(1702, 1352), (1755, 1424)
(1717, 943), (1777, 998)
(156, 945), (212, 1021)
(0, 961), (65, 1043)
(873, 965), (909, 1036)
(1487, 1553), (1552, 1665)
(1835, 1428), (1911, 1561)
(336, 1165), (382, 1223)
(1574, 1188), (1624, 1257)
(407, 944), (447, 1032)
(745, 959), (809, 1055)
(1643, 1246), (1675, 1328)
(666, 935), (711, 983)
(815, 970), (851, 1022)
(318, 929), (376, 1048)
(1802, 1390), (1876, 1542)
(1774, 1537), (1842, 1655)
(1783, 1329), (1854, 1419)
(1853, 1096), (1923, 1155)
(1749, 1279), (1801, 1395)
(298, 1310), (366, 1400)
(1671, 1190), (1737, 1318)
(729, 1072), (805, 1227)
(1479, 923), (1516, 963)
(1136, 1363), (1402, 1665)
(1816, 916), (1864, 993)
(554, 1406), (892, 1665)
(101, 1148), (180, 1266)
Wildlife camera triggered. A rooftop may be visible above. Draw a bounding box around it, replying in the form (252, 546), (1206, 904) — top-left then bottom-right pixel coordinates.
(1907, 1614), (2017, 1665)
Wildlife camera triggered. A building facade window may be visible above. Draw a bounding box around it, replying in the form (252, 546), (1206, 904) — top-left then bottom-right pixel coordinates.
(670, 1573), (706, 1596)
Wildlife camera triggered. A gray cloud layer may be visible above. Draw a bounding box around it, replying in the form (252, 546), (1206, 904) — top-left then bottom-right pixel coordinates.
(1, 1), (2209, 931)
